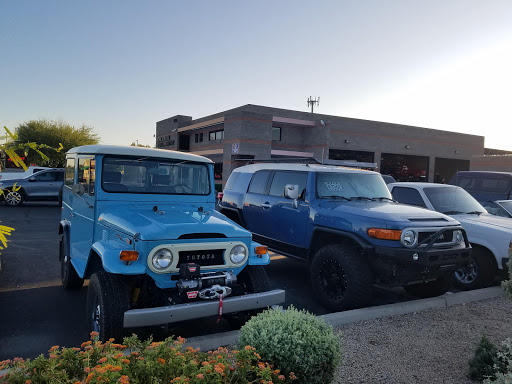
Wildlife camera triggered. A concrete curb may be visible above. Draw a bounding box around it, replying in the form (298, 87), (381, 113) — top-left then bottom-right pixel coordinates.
(185, 286), (505, 351)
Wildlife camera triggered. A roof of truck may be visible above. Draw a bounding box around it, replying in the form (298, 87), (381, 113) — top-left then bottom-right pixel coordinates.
(232, 163), (378, 174)
(67, 145), (213, 163)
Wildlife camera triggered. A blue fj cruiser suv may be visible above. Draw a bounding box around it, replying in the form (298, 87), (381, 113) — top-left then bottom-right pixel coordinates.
(60, 145), (284, 340)
(219, 163), (472, 311)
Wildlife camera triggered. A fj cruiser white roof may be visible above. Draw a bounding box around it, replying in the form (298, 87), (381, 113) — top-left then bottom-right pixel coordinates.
(67, 145), (213, 164)
(233, 163), (377, 175)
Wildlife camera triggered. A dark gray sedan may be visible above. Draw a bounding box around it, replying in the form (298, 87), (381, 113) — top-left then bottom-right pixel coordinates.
(0, 168), (64, 206)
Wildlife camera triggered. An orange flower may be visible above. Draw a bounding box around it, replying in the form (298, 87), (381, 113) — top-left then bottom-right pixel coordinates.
(196, 374), (204, 379)
(121, 359), (130, 364)
(85, 372), (95, 383)
(98, 357), (108, 364)
(49, 354), (58, 359)
(90, 331), (99, 338)
(49, 345), (59, 352)
(84, 346), (93, 351)
(112, 366), (122, 372)
(25, 380), (32, 384)
(244, 345), (252, 351)
(119, 375), (129, 384)
(278, 375), (285, 380)
(273, 369), (280, 375)
(258, 362), (266, 370)
(157, 358), (166, 365)
(202, 361), (209, 366)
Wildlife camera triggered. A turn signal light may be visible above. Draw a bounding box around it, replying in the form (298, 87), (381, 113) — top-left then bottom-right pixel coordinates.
(368, 228), (402, 241)
(255, 246), (268, 255)
(120, 250), (139, 261)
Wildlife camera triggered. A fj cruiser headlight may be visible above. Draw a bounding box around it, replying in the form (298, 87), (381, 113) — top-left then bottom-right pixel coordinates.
(229, 245), (247, 264)
(454, 230), (463, 244)
(152, 248), (173, 270)
(401, 229), (417, 248)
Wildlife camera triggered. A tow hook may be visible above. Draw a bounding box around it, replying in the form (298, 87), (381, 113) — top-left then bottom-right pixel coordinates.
(198, 285), (232, 300)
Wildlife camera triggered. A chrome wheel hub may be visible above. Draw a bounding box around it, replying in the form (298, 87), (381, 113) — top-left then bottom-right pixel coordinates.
(5, 191), (22, 206)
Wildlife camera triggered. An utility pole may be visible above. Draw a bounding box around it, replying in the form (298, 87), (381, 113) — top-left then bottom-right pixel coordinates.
(307, 96), (320, 113)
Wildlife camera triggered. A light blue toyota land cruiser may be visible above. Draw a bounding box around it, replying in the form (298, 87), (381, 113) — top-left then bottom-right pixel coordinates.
(60, 145), (284, 341)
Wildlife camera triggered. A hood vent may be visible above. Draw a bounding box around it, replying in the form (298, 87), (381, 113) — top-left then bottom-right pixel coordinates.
(178, 233), (227, 239)
(408, 217), (448, 222)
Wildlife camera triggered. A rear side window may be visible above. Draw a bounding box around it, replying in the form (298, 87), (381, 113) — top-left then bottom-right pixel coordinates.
(65, 157), (75, 187)
(269, 171), (308, 198)
(224, 172), (240, 191)
(392, 187), (427, 207)
(78, 157), (95, 195)
(248, 171), (270, 194)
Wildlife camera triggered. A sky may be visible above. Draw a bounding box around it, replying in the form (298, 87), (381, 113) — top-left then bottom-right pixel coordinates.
(1, 1), (511, 150)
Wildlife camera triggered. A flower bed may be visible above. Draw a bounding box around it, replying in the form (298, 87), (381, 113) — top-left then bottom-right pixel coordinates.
(0, 332), (297, 384)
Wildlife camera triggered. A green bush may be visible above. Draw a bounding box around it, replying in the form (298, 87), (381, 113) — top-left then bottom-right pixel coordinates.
(469, 335), (500, 382)
(238, 306), (342, 384)
(0, 332), (297, 384)
(484, 338), (512, 384)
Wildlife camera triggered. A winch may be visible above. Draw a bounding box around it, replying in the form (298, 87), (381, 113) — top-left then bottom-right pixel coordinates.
(176, 263), (237, 300)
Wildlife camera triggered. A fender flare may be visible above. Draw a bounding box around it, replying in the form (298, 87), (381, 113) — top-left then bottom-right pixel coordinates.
(90, 241), (147, 275)
(309, 226), (373, 261)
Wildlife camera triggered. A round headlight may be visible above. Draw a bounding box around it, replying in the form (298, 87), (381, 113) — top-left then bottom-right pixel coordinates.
(230, 245), (247, 264)
(454, 230), (463, 244)
(152, 249), (173, 270)
(401, 229), (417, 248)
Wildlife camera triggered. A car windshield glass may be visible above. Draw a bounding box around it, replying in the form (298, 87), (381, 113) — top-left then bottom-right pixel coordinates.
(498, 201), (512, 213)
(102, 156), (210, 195)
(316, 172), (391, 199)
(423, 186), (486, 214)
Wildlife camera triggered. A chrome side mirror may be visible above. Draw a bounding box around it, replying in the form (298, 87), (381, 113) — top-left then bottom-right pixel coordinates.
(284, 184), (300, 208)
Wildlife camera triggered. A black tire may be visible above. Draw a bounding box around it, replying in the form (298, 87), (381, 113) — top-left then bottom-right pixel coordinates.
(403, 277), (450, 298)
(60, 238), (84, 290)
(87, 271), (131, 341)
(452, 248), (496, 291)
(4, 188), (24, 206)
(310, 244), (373, 312)
(237, 265), (271, 293)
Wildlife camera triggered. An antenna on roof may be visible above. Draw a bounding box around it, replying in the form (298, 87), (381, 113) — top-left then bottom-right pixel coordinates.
(307, 96), (320, 113)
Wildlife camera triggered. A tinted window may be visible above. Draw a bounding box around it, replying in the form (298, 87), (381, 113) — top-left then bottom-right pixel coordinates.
(424, 186), (486, 214)
(65, 157), (75, 186)
(269, 171), (308, 198)
(225, 172), (240, 191)
(34, 171), (60, 182)
(392, 187), (427, 207)
(248, 171), (270, 194)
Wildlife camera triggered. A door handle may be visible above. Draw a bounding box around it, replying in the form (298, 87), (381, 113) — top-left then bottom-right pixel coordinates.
(261, 202), (271, 209)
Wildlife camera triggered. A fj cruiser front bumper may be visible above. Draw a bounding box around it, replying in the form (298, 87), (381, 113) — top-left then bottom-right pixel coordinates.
(123, 289), (285, 328)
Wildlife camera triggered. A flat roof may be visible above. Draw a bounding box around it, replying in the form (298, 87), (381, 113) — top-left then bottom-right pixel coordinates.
(67, 145), (213, 164)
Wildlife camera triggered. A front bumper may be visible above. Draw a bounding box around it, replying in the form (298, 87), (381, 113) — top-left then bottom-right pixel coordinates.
(123, 289), (285, 328)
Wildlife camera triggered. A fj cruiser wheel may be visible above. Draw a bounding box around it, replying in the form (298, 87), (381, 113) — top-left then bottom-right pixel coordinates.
(87, 271), (131, 341)
(60, 238), (84, 289)
(403, 277), (450, 298)
(310, 244), (373, 311)
(452, 249), (496, 291)
(4, 189), (24, 206)
(237, 265), (271, 293)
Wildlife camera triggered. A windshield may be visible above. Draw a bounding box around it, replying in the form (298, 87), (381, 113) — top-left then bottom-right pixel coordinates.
(316, 172), (392, 199)
(423, 186), (486, 214)
(498, 201), (512, 213)
(102, 156), (210, 195)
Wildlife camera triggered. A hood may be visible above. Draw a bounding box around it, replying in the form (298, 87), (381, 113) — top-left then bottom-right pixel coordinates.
(454, 212), (512, 231)
(97, 203), (250, 241)
(314, 200), (458, 228)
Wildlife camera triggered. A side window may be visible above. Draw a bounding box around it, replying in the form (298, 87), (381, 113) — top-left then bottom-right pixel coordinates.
(33, 171), (54, 182)
(248, 171), (270, 194)
(65, 157), (75, 187)
(78, 157), (95, 195)
(392, 187), (427, 207)
(269, 171), (308, 198)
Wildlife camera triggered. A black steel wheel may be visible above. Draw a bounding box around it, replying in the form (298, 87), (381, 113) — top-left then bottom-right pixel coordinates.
(310, 244), (373, 311)
(403, 276), (450, 298)
(87, 271), (131, 341)
(60, 238), (84, 290)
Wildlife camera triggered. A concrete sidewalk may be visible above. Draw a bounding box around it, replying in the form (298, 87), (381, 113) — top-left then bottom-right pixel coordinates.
(185, 286), (505, 351)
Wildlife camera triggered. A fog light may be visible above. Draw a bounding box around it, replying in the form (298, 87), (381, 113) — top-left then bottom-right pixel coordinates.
(412, 253), (419, 261)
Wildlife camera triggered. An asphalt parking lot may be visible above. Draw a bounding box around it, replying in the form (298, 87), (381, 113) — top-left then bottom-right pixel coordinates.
(0, 203), (414, 360)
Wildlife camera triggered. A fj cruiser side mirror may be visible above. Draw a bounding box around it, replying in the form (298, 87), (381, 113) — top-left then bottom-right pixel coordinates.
(72, 183), (86, 196)
(284, 184), (299, 208)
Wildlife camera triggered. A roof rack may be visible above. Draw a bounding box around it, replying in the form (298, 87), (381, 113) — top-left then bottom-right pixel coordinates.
(234, 157), (377, 170)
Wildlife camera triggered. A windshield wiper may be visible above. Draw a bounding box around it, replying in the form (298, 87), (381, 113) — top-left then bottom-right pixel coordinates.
(466, 211), (485, 215)
(372, 197), (398, 203)
(350, 196), (373, 201)
(320, 195), (351, 201)
(442, 210), (464, 215)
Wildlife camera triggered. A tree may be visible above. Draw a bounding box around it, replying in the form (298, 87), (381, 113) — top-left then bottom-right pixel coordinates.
(13, 119), (100, 167)
(130, 142), (151, 148)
